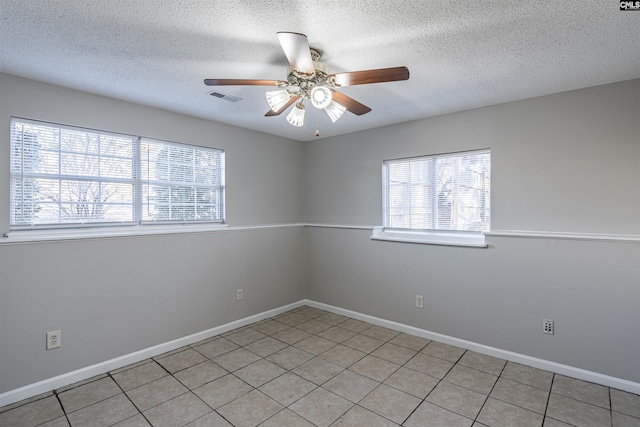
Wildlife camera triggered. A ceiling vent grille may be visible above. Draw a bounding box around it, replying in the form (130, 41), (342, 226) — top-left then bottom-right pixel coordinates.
(208, 91), (242, 102)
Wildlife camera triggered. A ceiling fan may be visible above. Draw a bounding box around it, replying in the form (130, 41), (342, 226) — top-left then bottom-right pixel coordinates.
(204, 32), (409, 129)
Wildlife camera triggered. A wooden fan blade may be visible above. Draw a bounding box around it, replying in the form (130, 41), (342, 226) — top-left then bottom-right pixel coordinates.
(277, 32), (315, 75)
(331, 66), (409, 87)
(265, 96), (301, 117)
(204, 79), (287, 86)
(331, 92), (372, 116)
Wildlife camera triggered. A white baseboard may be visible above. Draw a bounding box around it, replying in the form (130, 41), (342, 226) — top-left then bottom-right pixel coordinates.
(304, 300), (640, 395)
(2, 298), (638, 409)
(0, 300), (306, 408)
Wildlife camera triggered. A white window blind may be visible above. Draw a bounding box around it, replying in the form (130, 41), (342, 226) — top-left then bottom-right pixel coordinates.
(383, 149), (490, 233)
(10, 118), (224, 230)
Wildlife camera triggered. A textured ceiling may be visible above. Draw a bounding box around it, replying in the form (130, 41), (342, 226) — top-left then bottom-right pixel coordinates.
(1, 1), (639, 141)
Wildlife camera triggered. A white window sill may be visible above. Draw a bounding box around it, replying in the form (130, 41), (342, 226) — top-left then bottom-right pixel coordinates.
(370, 226), (488, 248)
(2, 223), (229, 244)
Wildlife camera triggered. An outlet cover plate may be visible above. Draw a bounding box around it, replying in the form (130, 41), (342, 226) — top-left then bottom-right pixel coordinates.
(46, 330), (61, 350)
(416, 295), (424, 309)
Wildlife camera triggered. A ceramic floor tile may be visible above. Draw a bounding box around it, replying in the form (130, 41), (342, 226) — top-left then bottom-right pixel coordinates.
(258, 408), (316, 427)
(258, 372), (317, 406)
(404, 401), (473, 427)
(426, 380), (488, 419)
(315, 312), (350, 326)
(371, 342), (417, 365)
(58, 377), (122, 413)
(289, 387), (354, 427)
(244, 336), (289, 357)
(0, 391), (54, 414)
(293, 335), (337, 355)
(332, 405), (400, 427)
(173, 360), (228, 389)
(362, 325), (400, 341)
(349, 355), (400, 382)
(296, 318), (332, 334)
(318, 344), (366, 368)
(250, 319), (290, 336)
(383, 366), (440, 399)
(225, 328), (268, 346)
(184, 411), (233, 426)
(546, 393), (612, 427)
(359, 383), (422, 424)
(112, 361), (169, 391)
(292, 357), (344, 385)
(476, 397), (544, 427)
(193, 374), (253, 409)
(343, 334), (386, 354)
(213, 348), (262, 372)
(422, 341), (466, 362)
(611, 389), (640, 418)
(389, 332), (430, 351)
(266, 346), (314, 370)
(277, 312), (309, 326)
(490, 377), (550, 414)
(405, 352), (455, 379)
(317, 326), (357, 343)
(112, 413), (152, 426)
(217, 389), (284, 427)
(444, 364), (498, 395)
(0, 395), (65, 426)
(143, 392), (211, 427)
(155, 348), (208, 374)
(193, 337), (239, 359)
(40, 417), (72, 427)
(612, 412), (640, 427)
(296, 306), (328, 318)
(126, 375), (188, 412)
(67, 394), (138, 427)
(458, 351), (506, 376)
(323, 369), (380, 403)
(543, 418), (575, 427)
(271, 327), (312, 345)
(501, 361), (554, 391)
(552, 374), (611, 409)
(339, 318), (374, 333)
(234, 359), (287, 388)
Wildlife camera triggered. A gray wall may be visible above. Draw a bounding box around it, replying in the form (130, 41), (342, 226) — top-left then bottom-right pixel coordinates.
(0, 74), (307, 393)
(304, 80), (640, 383)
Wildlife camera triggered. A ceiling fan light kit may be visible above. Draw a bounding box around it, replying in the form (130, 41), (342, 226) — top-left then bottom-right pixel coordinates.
(205, 32), (409, 132)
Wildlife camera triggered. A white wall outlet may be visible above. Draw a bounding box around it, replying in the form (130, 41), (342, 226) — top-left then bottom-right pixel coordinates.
(46, 330), (61, 350)
(237, 289), (243, 301)
(543, 319), (554, 335)
(415, 295), (424, 309)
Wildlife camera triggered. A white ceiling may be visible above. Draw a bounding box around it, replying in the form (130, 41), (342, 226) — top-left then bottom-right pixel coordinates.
(1, 1), (639, 141)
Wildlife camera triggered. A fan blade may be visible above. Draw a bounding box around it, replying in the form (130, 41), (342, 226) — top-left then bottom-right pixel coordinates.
(265, 95), (301, 117)
(331, 92), (372, 116)
(277, 32), (315, 75)
(204, 79), (287, 86)
(331, 66), (409, 87)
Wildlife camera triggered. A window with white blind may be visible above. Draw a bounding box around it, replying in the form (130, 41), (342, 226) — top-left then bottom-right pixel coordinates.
(373, 149), (490, 247)
(9, 118), (225, 232)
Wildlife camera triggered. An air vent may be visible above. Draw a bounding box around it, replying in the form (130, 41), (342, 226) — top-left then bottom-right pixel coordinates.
(207, 91), (242, 103)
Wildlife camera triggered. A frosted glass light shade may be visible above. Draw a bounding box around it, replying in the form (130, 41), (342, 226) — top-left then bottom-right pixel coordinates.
(286, 102), (305, 126)
(310, 86), (332, 109)
(266, 90), (291, 112)
(324, 101), (346, 122)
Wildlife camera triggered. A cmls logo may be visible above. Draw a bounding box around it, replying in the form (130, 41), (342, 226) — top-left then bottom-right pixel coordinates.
(620, 1), (640, 9)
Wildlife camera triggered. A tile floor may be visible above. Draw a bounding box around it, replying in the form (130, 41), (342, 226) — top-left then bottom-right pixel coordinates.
(1, 306), (639, 427)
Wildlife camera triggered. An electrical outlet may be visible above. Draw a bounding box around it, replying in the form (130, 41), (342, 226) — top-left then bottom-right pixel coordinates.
(415, 295), (424, 309)
(543, 319), (554, 335)
(237, 289), (243, 301)
(46, 330), (61, 350)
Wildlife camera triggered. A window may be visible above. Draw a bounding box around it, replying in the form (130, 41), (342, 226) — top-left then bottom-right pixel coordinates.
(375, 149), (490, 247)
(10, 118), (225, 231)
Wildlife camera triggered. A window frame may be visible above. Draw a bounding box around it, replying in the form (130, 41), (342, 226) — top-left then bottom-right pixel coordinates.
(8, 117), (225, 237)
(373, 149), (490, 248)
